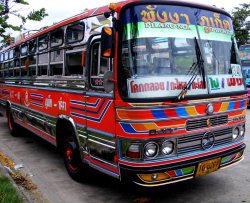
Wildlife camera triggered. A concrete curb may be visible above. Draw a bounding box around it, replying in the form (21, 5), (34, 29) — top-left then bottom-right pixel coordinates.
(0, 162), (30, 203)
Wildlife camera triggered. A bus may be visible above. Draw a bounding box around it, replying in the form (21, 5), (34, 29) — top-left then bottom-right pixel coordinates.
(239, 44), (250, 106)
(239, 44), (250, 85)
(0, 1), (247, 187)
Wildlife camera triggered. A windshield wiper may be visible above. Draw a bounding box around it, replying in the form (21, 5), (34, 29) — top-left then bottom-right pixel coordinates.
(175, 37), (206, 101)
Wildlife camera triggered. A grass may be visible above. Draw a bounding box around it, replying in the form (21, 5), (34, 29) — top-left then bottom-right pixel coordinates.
(0, 172), (23, 203)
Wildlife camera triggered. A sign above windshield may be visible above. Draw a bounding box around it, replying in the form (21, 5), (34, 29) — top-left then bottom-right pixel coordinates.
(122, 5), (234, 42)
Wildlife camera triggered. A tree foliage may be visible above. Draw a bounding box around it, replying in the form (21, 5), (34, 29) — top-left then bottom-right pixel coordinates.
(0, 0), (48, 46)
(231, 3), (250, 46)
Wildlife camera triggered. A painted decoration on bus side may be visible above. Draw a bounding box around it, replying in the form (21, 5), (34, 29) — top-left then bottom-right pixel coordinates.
(85, 15), (111, 40)
(24, 90), (30, 107)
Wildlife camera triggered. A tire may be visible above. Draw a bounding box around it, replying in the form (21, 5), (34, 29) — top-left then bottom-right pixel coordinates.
(7, 110), (20, 137)
(62, 133), (88, 182)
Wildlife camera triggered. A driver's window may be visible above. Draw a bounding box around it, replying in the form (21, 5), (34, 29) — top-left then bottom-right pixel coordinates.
(90, 41), (110, 89)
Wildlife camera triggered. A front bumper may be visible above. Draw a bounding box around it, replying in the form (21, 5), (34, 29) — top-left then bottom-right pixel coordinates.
(120, 144), (245, 187)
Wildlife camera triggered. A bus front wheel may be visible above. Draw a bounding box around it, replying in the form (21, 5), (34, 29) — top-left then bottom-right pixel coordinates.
(63, 135), (87, 182)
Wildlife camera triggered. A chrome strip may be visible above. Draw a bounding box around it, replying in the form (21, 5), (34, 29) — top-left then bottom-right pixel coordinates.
(88, 134), (115, 144)
(11, 102), (57, 119)
(134, 176), (193, 187)
(88, 138), (116, 149)
(79, 134), (87, 139)
(87, 127), (115, 138)
(89, 155), (118, 168)
(88, 162), (119, 179)
(15, 118), (56, 145)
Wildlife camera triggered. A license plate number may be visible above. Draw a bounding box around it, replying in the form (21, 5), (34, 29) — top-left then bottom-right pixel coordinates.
(196, 158), (221, 177)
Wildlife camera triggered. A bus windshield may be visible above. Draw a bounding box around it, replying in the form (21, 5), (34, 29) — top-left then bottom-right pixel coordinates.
(120, 4), (245, 100)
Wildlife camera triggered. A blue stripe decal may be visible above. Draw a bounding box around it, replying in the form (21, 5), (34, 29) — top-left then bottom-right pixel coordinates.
(151, 109), (167, 119)
(31, 102), (43, 107)
(239, 100), (245, 108)
(70, 99), (100, 107)
(71, 100), (112, 122)
(85, 100), (105, 114)
(227, 101), (235, 110)
(120, 123), (137, 134)
(175, 170), (183, 177)
(176, 107), (189, 117)
(30, 93), (44, 98)
(30, 98), (43, 102)
(70, 106), (85, 112)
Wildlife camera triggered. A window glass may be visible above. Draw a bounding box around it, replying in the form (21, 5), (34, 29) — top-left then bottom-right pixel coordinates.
(29, 40), (37, 54)
(21, 44), (28, 56)
(50, 64), (63, 76)
(21, 68), (27, 76)
(51, 30), (64, 47)
(14, 47), (20, 58)
(38, 65), (48, 76)
(66, 22), (85, 43)
(15, 59), (20, 67)
(4, 52), (9, 60)
(38, 36), (49, 51)
(9, 68), (14, 77)
(38, 53), (48, 64)
(9, 50), (14, 59)
(14, 68), (19, 77)
(50, 50), (63, 62)
(4, 62), (9, 69)
(10, 61), (14, 68)
(29, 67), (36, 77)
(66, 52), (83, 76)
(90, 42), (110, 88)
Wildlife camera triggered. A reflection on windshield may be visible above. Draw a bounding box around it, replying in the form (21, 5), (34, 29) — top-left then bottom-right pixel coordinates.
(122, 37), (197, 77)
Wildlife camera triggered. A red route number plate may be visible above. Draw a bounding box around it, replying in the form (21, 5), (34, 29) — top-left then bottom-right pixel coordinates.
(196, 157), (221, 177)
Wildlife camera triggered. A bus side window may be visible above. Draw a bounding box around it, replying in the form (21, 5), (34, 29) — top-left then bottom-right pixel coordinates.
(66, 22), (85, 44)
(65, 52), (83, 76)
(90, 42), (110, 89)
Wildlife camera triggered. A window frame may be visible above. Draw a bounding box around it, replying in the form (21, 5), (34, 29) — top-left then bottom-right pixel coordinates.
(38, 35), (49, 51)
(50, 29), (64, 48)
(66, 21), (85, 44)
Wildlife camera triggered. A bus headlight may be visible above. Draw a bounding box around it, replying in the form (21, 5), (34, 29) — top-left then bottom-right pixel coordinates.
(240, 125), (245, 137)
(232, 127), (240, 140)
(161, 141), (174, 155)
(144, 142), (158, 158)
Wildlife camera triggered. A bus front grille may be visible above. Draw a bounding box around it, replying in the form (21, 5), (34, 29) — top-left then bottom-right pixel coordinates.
(178, 127), (232, 155)
(186, 115), (228, 131)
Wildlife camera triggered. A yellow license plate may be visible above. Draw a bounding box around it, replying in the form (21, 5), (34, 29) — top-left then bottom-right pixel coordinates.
(196, 158), (221, 177)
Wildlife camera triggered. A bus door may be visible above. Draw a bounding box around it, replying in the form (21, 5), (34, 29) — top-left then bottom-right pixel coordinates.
(85, 36), (117, 176)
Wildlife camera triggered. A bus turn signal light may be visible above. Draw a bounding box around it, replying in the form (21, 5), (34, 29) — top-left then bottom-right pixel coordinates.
(109, 3), (118, 11)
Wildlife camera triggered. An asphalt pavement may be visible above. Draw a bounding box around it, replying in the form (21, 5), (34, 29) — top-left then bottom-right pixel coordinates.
(0, 112), (249, 203)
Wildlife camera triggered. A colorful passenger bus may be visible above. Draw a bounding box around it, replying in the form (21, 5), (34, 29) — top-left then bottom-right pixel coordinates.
(0, 1), (247, 187)
(239, 44), (250, 86)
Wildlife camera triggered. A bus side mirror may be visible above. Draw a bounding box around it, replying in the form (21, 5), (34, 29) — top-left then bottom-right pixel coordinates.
(103, 71), (114, 93)
(101, 27), (115, 58)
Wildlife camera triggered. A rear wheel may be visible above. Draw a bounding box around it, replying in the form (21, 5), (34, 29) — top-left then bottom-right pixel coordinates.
(7, 110), (20, 137)
(63, 133), (88, 182)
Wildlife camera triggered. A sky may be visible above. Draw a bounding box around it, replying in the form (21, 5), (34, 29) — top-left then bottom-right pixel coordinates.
(8, 0), (250, 38)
